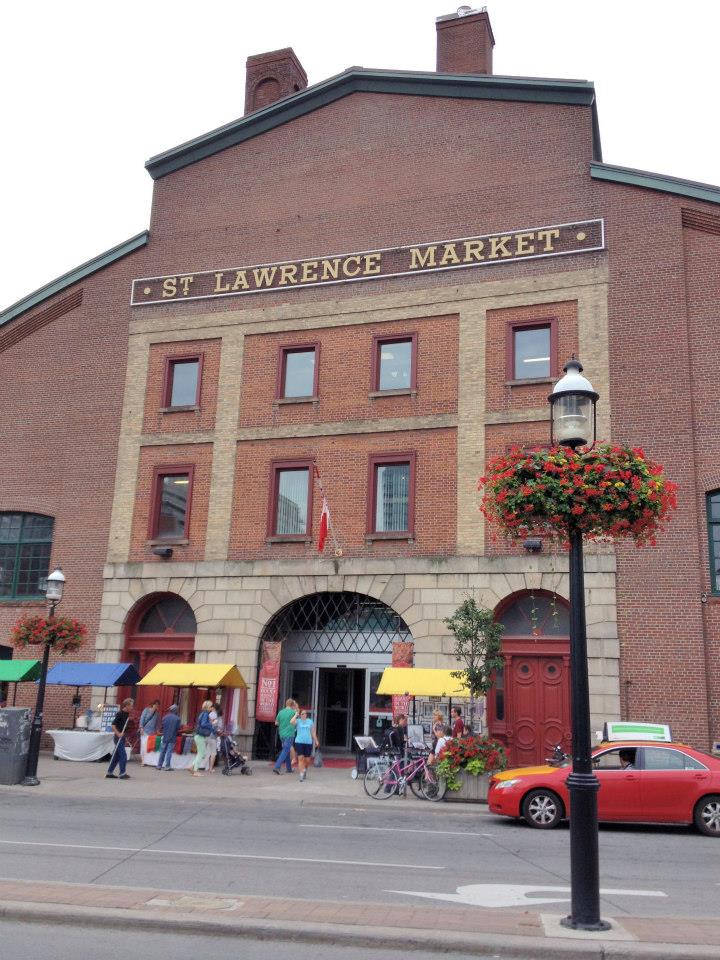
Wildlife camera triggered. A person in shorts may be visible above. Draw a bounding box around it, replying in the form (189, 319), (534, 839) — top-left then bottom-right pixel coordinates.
(293, 709), (319, 782)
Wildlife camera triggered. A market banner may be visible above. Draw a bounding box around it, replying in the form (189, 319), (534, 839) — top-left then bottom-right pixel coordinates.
(391, 640), (414, 719)
(255, 640), (282, 723)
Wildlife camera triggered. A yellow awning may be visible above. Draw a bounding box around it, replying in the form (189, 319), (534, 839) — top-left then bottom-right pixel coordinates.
(376, 667), (469, 698)
(138, 663), (247, 689)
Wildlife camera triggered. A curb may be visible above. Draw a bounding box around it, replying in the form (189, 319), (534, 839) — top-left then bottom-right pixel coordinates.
(1, 900), (718, 960)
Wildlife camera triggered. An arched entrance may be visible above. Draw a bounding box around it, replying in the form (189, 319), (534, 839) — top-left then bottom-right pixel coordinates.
(488, 591), (571, 767)
(255, 592), (411, 756)
(124, 594), (197, 721)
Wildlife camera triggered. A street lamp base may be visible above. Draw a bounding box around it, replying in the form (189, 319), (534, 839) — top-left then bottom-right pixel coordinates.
(561, 915), (612, 932)
(21, 776), (40, 786)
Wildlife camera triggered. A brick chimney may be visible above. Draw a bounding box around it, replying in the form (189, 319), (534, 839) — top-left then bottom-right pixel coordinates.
(244, 48), (308, 114)
(436, 6), (495, 75)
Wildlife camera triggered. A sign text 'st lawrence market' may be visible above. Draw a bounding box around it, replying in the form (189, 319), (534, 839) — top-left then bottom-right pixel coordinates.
(131, 219), (604, 306)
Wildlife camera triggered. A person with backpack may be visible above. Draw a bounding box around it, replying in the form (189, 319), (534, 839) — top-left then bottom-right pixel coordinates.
(191, 699), (214, 777)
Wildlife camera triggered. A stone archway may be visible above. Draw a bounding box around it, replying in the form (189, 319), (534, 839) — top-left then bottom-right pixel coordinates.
(254, 591), (412, 757)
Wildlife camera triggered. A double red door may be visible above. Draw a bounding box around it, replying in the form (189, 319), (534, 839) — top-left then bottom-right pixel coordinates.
(490, 647), (571, 767)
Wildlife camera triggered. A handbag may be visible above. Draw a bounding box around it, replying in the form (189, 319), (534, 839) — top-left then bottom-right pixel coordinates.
(313, 749), (323, 768)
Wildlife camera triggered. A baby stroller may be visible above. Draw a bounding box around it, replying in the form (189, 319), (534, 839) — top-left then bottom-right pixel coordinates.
(219, 734), (252, 775)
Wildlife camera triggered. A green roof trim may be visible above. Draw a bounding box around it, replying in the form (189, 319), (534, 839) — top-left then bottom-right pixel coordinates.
(146, 68), (600, 180)
(591, 162), (720, 205)
(0, 230), (150, 328)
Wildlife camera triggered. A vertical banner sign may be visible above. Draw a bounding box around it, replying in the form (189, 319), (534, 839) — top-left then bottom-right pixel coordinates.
(255, 640), (282, 722)
(391, 640), (414, 719)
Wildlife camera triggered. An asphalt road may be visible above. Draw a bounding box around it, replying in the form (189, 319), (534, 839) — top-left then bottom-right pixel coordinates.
(0, 789), (717, 920)
(0, 921), (506, 960)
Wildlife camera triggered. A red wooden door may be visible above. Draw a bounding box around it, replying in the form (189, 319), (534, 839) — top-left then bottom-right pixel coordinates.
(506, 655), (570, 767)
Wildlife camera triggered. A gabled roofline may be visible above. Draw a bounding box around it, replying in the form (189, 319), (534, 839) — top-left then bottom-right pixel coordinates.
(590, 162), (720, 206)
(146, 67), (600, 180)
(0, 230), (149, 327)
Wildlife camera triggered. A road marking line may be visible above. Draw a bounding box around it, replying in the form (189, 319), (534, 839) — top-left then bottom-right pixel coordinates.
(299, 823), (495, 839)
(389, 883), (668, 909)
(0, 839), (442, 871)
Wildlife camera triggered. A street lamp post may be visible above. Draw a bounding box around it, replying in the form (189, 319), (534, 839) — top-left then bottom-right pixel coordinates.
(22, 567), (66, 786)
(549, 359), (610, 932)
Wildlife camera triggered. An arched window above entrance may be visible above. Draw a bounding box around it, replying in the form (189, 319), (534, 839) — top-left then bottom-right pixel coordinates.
(136, 596), (197, 634)
(497, 592), (569, 637)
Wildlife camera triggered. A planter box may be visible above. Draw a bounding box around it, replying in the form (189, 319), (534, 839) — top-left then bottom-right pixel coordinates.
(444, 770), (490, 803)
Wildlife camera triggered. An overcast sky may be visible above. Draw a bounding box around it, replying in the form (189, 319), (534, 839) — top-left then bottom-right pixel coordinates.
(2, 0), (718, 311)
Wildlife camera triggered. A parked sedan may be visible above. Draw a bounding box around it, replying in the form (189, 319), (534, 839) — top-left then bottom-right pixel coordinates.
(488, 741), (720, 836)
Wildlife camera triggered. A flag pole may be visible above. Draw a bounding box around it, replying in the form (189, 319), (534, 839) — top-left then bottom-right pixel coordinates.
(313, 464), (342, 556)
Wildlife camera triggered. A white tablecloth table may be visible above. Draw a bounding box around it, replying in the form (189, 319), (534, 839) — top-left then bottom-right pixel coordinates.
(48, 730), (133, 762)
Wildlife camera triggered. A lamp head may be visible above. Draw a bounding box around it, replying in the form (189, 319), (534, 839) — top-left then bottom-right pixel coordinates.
(548, 357), (599, 449)
(45, 567), (65, 603)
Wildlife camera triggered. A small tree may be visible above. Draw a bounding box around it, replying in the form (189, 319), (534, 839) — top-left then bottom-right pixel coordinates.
(444, 597), (504, 731)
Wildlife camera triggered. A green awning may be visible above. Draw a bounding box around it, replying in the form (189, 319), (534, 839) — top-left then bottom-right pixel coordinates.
(0, 659), (42, 682)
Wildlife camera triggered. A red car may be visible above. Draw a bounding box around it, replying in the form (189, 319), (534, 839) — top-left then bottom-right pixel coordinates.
(488, 741), (720, 836)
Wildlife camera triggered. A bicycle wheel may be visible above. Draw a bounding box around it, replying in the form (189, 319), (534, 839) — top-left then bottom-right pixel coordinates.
(420, 768), (447, 802)
(363, 762), (398, 799)
(408, 775), (425, 799)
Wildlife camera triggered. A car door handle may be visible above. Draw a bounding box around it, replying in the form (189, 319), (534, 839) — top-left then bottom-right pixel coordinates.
(624, 774), (638, 781)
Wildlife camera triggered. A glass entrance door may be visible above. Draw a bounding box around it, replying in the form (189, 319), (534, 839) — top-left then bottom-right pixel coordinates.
(319, 668), (351, 750)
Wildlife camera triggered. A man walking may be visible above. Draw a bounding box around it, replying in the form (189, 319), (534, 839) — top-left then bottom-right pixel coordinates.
(273, 698), (298, 775)
(156, 704), (182, 771)
(106, 697), (134, 779)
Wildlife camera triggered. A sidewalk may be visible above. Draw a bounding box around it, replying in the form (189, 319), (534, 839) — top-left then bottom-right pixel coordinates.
(0, 876), (717, 959)
(0, 752), (476, 810)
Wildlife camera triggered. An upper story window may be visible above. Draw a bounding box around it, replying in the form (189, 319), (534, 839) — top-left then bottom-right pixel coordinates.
(270, 460), (313, 538)
(163, 356), (202, 409)
(150, 467), (193, 541)
(508, 321), (556, 381)
(278, 345), (318, 399)
(707, 491), (720, 593)
(368, 453), (416, 536)
(0, 513), (54, 600)
(373, 334), (417, 392)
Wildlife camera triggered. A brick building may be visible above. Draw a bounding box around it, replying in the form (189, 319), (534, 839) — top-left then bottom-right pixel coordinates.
(2, 8), (718, 762)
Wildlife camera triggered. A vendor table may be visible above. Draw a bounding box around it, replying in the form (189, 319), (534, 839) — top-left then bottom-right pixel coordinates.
(48, 730), (133, 763)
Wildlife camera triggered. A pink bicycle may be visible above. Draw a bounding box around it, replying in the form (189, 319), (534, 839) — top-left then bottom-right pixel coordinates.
(363, 751), (446, 801)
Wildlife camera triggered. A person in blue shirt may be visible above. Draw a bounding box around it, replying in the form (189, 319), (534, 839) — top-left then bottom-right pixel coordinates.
(293, 709), (320, 782)
(157, 704), (182, 771)
(139, 700), (160, 735)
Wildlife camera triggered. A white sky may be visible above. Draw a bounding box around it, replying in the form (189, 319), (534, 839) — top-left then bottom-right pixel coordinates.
(2, 0), (718, 311)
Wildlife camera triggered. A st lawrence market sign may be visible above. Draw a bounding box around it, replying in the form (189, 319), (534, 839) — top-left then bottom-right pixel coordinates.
(131, 218), (604, 306)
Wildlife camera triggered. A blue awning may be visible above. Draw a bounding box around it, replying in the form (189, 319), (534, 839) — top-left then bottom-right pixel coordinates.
(45, 662), (141, 687)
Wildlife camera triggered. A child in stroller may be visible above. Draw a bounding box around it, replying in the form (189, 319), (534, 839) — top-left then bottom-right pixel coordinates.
(219, 734), (252, 775)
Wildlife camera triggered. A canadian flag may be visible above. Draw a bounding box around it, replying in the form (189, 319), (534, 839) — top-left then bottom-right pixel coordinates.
(317, 496), (331, 553)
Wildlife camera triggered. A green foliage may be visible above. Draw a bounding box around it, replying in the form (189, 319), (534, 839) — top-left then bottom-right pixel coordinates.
(443, 596), (504, 700)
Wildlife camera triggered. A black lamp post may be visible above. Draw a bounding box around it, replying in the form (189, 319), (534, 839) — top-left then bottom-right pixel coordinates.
(22, 566), (65, 786)
(549, 359), (610, 932)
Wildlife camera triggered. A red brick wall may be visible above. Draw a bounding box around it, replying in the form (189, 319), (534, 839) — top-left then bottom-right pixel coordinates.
(229, 429), (456, 560)
(596, 182), (718, 746)
(143, 338), (222, 434)
(0, 246), (151, 727)
(485, 300), (579, 414)
(129, 443), (214, 563)
(239, 315), (458, 427)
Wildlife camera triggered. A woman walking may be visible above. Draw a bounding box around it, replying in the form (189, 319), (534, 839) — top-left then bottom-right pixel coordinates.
(293, 709), (319, 782)
(206, 704), (223, 774)
(191, 699), (214, 777)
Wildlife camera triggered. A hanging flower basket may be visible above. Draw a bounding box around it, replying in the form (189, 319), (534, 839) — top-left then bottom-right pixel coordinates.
(11, 615), (87, 654)
(479, 444), (677, 546)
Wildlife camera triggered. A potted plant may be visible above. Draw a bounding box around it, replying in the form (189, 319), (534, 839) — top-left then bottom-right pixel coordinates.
(441, 597), (505, 801)
(436, 734), (507, 802)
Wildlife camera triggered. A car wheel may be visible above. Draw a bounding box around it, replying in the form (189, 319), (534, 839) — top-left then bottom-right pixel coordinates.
(694, 795), (720, 837)
(521, 789), (564, 829)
